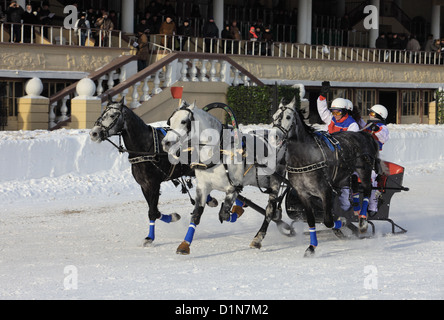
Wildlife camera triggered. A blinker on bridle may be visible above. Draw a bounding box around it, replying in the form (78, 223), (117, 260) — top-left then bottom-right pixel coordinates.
(94, 104), (123, 139)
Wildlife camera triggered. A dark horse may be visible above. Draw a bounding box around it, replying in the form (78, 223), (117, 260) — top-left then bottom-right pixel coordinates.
(90, 100), (214, 246)
(278, 99), (380, 257)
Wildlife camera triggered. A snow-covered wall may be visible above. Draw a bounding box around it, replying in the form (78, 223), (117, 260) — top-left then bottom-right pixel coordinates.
(1, 125), (444, 182)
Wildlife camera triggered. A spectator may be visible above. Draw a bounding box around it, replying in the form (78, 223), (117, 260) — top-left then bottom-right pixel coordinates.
(406, 34), (421, 62)
(262, 25), (273, 55)
(389, 33), (402, 61)
(38, 2), (54, 39)
(248, 26), (258, 54)
(221, 24), (233, 53)
(137, 17), (150, 35)
(375, 33), (388, 49)
(22, 4), (38, 43)
(424, 34), (439, 52)
(6, 1), (24, 43)
(135, 30), (149, 71)
(109, 10), (118, 30)
(148, 14), (161, 35)
(202, 17), (219, 52)
(230, 20), (241, 53)
(74, 11), (91, 46)
(178, 19), (193, 51)
(159, 15), (176, 49)
(399, 33), (408, 50)
(389, 33), (401, 49)
(95, 11), (114, 47)
(375, 33), (389, 62)
(440, 38), (444, 63)
(255, 19), (265, 36)
(86, 7), (98, 27)
(410, 35), (420, 52)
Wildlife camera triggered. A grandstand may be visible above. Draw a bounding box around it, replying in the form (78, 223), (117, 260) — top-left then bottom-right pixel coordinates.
(0, 0), (443, 130)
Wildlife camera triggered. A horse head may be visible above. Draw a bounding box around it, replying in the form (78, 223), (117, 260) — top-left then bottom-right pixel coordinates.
(162, 102), (196, 153)
(272, 97), (298, 139)
(90, 98), (125, 142)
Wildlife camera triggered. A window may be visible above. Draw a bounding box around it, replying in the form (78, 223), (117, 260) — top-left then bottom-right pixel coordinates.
(354, 89), (376, 117)
(0, 81), (25, 117)
(402, 90), (420, 116)
(423, 90), (435, 116)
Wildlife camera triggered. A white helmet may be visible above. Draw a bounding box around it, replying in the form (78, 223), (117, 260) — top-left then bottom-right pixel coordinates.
(330, 98), (349, 110)
(370, 104), (388, 120)
(345, 99), (353, 111)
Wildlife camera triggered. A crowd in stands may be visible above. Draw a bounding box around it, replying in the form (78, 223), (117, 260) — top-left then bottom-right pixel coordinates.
(1, 0), (443, 60)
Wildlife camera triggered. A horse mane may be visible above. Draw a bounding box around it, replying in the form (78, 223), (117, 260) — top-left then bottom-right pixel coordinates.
(121, 104), (151, 130)
(296, 108), (315, 134)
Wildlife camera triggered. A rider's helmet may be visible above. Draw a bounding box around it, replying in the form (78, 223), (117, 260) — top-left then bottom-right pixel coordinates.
(345, 99), (353, 111)
(369, 104), (388, 120)
(330, 98), (349, 116)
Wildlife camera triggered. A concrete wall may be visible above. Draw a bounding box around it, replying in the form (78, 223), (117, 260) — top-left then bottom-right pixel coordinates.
(134, 81), (230, 124)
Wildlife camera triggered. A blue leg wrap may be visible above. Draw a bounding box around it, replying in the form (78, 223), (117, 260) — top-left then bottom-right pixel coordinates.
(160, 214), (172, 223)
(147, 221), (155, 240)
(309, 227), (318, 247)
(184, 223), (196, 244)
(334, 220), (343, 229)
(235, 199), (244, 207)
(360, 198), (369, 218)
(227, 213), (238, 223)
(206, 195), (213, 203)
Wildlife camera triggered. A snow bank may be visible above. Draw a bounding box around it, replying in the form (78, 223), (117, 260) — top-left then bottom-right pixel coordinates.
(0, 129), (129, 182)
(382, 124), (444, 165)
(1, 124), (444, 183)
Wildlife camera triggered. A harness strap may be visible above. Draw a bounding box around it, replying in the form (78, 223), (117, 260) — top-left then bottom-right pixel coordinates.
(287, 161), (327, 173)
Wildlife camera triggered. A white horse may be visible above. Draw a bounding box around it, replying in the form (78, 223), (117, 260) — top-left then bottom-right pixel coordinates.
(162, 102), (285, 254)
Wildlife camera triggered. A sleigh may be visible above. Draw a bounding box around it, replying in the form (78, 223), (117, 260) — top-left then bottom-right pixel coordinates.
(284, 160), (408, 236)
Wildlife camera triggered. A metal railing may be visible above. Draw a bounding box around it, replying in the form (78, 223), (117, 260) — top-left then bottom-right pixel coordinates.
(0, 22), (126, 48)
(148, 34), (444, 66)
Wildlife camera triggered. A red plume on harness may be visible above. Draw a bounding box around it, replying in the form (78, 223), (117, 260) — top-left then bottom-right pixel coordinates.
(170, 87), (183, 99)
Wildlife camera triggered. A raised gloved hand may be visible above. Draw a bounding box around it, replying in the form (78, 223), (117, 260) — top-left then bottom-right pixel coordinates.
(320, 81), (330, 98)
(370, 123), (380, 132)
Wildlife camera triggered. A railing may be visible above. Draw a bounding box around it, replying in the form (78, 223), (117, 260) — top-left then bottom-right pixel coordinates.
(49, 54), (137, 129)
(148, 34), (444, 66)
(0, 22), (126, 48)
(46, 50), (262, 130)
(100, 51), (264, 105)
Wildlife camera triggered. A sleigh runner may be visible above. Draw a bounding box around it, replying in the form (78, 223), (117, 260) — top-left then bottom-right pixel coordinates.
(285, 160), (408, 237)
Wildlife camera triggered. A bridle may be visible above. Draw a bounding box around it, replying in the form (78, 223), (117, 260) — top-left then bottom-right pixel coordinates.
(272, 105), (295, 142)
(94, 104), (123, 140)
(166, 104), (194, 137)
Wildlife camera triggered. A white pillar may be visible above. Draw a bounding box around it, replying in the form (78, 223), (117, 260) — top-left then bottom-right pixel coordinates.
(121, 0), (135, 34)
(432, 5), (441, 40)
(306, 0), (312, 44)
(369, 0), (380, 48)
(297, 0), (307, 44)
(213, 0), (224, 37)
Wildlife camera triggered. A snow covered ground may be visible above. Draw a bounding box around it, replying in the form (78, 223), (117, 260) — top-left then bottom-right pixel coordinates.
(0, 123), (443, 300)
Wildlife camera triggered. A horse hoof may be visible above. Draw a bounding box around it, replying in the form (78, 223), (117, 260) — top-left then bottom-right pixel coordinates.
(176, 241), (190, 255)
(207, 198), (218, 207)
(170, 213), (181, 222)
(304, 245), (316, 258)
(249, 240), (262, 249)
(359, 217), (368, 233)
(143, 237), (154, 247)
